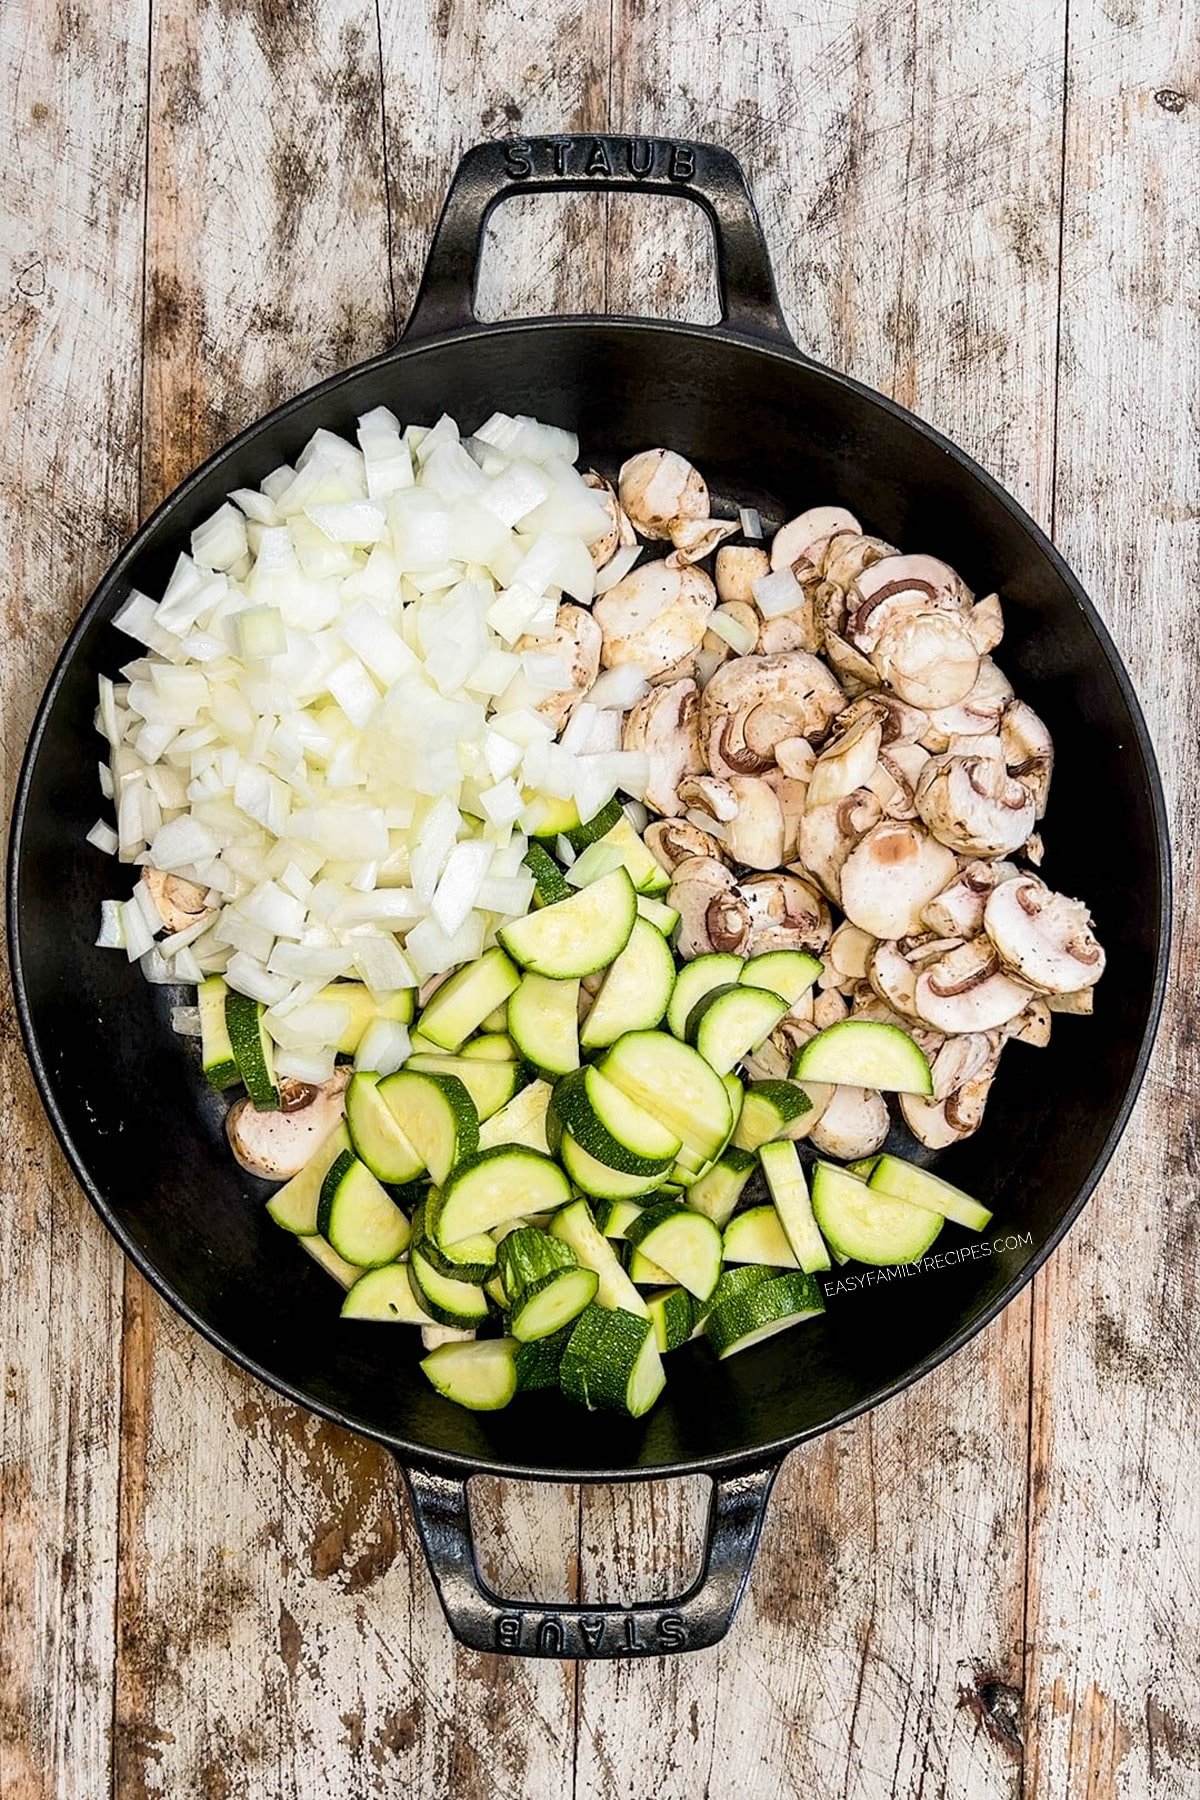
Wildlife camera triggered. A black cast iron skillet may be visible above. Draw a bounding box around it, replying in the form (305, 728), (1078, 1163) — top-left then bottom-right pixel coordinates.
(8, 137), (1170, 1659)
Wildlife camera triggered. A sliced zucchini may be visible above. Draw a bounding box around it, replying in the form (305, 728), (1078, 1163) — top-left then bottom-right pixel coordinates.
(345, 1071), (425, 1184)
(600, 1030), (734, 1164)
(421, 1336), (517, 1409)
(636, 893), (680, 937)
(579, 917), (676, 1051)
(416, 946), (521, 1052)
(626, 1200), (723, 1301)
(414, 1199), (497, 1283)
(496, 1225), (574, 1294)
(405, 1052), (521, 1121)
(477, 1077), (553, 1154)
(692, 1263), (771, 1331)
(514, 1325), (573, 1391)
(316, 981), (415, 1055)
(460, 1032), (518, 1062)
(666, 952), (743, 1039)
(592, 815), (672, 896)
(565, 795), (623, 851)
(409, 1243), (490, 1328)
(434, 1146), (570, 1244)
(225, 990), (279, 1109)
(523, 841), (572, 906)
(317, 1151), (410, 1267)
(705, 1270), (824, 1358)
(507, 972), (580, 1077)
(299, 1232), (361, 1289)
(498, 867), (637, 978)
(377, 1068), (479, 1185)
(559, 1304), (665, 1416)
(199, 976), (239, 1090)
(528, 792), (582, 839)
(341, 1261), (431, 1322)
(723, 1071), (744, 1134)
(592, 1196), (648, 1239)
(739, 950), (823, 1005)
(559, 1132), (666, 1200)
(267, 1121), (352, 1234)
(811, 1161), (945, 1264)
(509, 1266), (599, 1341)
(646, 1286), (696, 1352)
(732, 1080), (813, 1152)
(627, 1247), (677, 1286)
(792, 1019), (933, 1096)
(868, 1154), (993, 1231)
(549, 1198), (648, 1315)
(846, 1155), (881, 1180)
(723, 1204), (800, 1268)
(683, 1145), (758, 1228)
(686, 983), (789, 1077)
(759, 1139), (830, 1274)
(551, 1065), (680, 1177)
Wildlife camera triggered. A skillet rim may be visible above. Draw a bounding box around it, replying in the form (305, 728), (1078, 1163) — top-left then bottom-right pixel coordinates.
(6, 315), (1172, 1484)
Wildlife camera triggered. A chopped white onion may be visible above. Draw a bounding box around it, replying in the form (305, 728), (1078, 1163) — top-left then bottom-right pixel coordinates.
(739, 505), (763, 540)
(752, 565), (805, 618)
(592, 542), (642, 595)
(87, 819), (119, 856)
(354, 1017), (411, 1076)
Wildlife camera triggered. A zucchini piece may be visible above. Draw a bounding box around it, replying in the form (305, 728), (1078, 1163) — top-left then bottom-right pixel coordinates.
(317, 1151), (411, 1267)
(565, 795), (623, 850)
(626, 1201), (723, 1301)
(591, 815), (671, 895)
(549, 1198), (648, 1315)
(316, 981), (415, 1055)
(599, 1029), (734, 1164)
(509, 1267), (599, 1342)
(523, 841), (572, 907)
(514, 1324), (573, 1390)
(592, 1196), (649, 1239)
(846, 1155), (881, 1179)
(377, 1069), (479, 1185)
(559, 1304), (665, 1416)
(404, 1053), (521, 1121)
(705, 1270), (825, 1359)
(496, 1225), (574, 1294)
(559, 1132), (666, 1200)
(579, 917), (676, 1051)
(666, 953), (743, 1040)
(341, 1261), (431, 1322)
(686, 983), (789, 1077)
(498, 868), (637, 978)
(551, 1065), (680, 1177)
(723, 1071), (744, 1133)
(267, 1122), (352, 1234)
(759, 1140), (831, 1274)
(477, 1077), (553, 1153)
(646, 1286), (696, 1352)
(416, 946), (521, 1052)
(460, 1032), (518, 1062)
(199, 976), (239, 1090)
(732, 1080), (813, 1152)
(421, 1336), (517, 1410)
(435, 1146), (570, 1244)
(811, 1161), (944, 1264)
(738, 950), (823, 1005)
(346, 1071), (425, 1184)
(409, 1243), (490, 1328)
(693, 1263), (771, 1331)
(299, 1233), (360, 1289)
(627, 1248), (676, 1285)
(508, 972), (581, 1077)
(480, 1002), (511, 1032)
(868, 1154), (993, 1231)
(224, 990), (279, 1109)
(723, 1204), (800, 1268)
(414, 1199), (497, 1283)
(683, 1145), (757, 1228)
(527, 793), (581, 839)
(792, 1019), (933, 1096)
(636, 893), (680, 937)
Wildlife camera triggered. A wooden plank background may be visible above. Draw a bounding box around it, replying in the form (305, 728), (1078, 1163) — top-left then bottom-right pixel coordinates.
(1, 0), (1196, 1794)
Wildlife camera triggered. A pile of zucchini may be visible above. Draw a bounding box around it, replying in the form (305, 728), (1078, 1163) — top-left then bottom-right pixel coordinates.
(215, 797), (994, 1419)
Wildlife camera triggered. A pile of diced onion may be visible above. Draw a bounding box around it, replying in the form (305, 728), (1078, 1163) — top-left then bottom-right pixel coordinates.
(92, 409), (651, 1084)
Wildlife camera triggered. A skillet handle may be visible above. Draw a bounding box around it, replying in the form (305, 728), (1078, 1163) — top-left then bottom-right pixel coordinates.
(403, 135), (793, 347)
(399, 1456), (782, 1658)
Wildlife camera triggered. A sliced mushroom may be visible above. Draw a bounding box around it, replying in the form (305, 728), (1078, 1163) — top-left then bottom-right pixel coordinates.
(920, 657), (1014, 749)
(983, 877), (1106, 994)
(928, 1030), (1002, 1101)
(846, 553), (969, 654)
(914, 749), (1037, 857)
(1022, 831), (1045, 867)
(776, 736), (817, 780)
(964, 591), (1004, 653)
(828, 921), (877, 981)
(516, 603), (602, 733)
(582, 470), (635, 568)
(806, 713), (884, 809)
(622, 678), (704, 817)
(738, 870), (831, 955)
(822, 627), (882, 691)
(1047, 987), (1095, 1015)
(594, 559), (716, 678)
(700, 651), (846, 775)
(871, 742), (930, 820)
(837, 691), (928, 747)
(838, 822), (958, 939)
(771, 506), (863, 580)
(808, 1085), (891, 1160)
(226, 1068), (351, 1179)
(813, 988), (850, 1030)
(668, 856), (752, 958)
(678, 774), (786, 869)
(921, 860), (1019, 937)
(796, 788), (884, 905)
(820, 532), (899, 595)
(872, 611), (980, 709)
(764, 770), (809, 863)
(1000, 699), (1054, 818)
(867, 939), (922, 1018)
(757, 603), (823, 655)
(670, 518), (739, 564)
(912, 939), (1034, 1033)
(1006, 997), (1052, 1047)
(643, 816), (728, 873)
(715, 545), (770, 604)
(141, 867), (214, 934)
(899, 1078), (994, 1149)
(618, 449), (708, 542)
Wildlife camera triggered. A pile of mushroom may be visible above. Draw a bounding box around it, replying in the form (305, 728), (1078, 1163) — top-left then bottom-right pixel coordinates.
(572, 453), (1106, 1160)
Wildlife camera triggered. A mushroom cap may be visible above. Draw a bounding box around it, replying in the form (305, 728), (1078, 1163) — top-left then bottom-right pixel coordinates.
(771, 506), (862, 577)
(516, 602), (601, 733)
(621, 677), (704, 817)
(914, 749), (1037, 857)
(715, 545), (770, 605)
(872, 611), (980, 708)
(142, 867), (213, 935)
(667, 856), (752, 958)
(1000, 699), (1054, 818)
(643, 816), (728, 871)
(838, 822), (958, 939)
(983, 877), (1106, 994)
(737, 870), (831, 955)
(618, 449), (708, 541)
(796, 788), (884, 905)
(582, 470), (635, 567)
(700, 651), (846, 776)
(911, 939), (1034, 1032)
(846, 552), (969, 653)
(821, 533), (899, 594)
(808, 1085), (891, 1160)
(226, 1069), (351, 1179)
(594, 559), (716, 677)
(678, 773), (786, 869)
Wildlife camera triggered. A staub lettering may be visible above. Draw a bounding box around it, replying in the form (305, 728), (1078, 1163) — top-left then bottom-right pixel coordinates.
(499, 138), (696, 184)
(493, 1609), (690, 1653)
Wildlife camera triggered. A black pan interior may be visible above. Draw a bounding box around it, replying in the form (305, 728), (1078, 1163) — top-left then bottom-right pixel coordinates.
(10, 321), (1168, 1479)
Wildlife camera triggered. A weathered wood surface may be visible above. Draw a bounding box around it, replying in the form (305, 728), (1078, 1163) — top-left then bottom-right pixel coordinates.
(1, 0), (1196, 1795)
